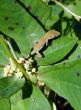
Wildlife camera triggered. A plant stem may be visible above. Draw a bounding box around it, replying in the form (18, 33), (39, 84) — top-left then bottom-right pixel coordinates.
(7, 39), (17, 60)
(52, 0), (81, 21)
(0, 36), (30, 81)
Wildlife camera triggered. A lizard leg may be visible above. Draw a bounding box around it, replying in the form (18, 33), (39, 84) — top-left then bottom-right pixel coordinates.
(36, 52), (42, 58)
(46, 40), (48, 46)
(46, 39), (48, 46)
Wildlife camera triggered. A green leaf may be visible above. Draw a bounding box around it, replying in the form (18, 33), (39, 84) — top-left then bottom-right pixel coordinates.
(0, 68), (4, 78)
(10, 90), (23, 110)
(20, 0), (51, 26)
(62, 0), (76, 5)
(0, 0), (45, 56)
(63, 0), (81, 19)
(68, 41), (81, 61)
(36, 36), (78, 66)
(0, 39), (9, 65)
(45, 4), (63, 29)
(0, 98), (10, 110)
(0, 76), (25, 98)
(67, 0), (81, 15)
(20, 0), (62, 29)
(38, 59), (81, 110)
(10, 85), (51, 110)
(0, 38), (9, 77)
(24, 85), (51, 110)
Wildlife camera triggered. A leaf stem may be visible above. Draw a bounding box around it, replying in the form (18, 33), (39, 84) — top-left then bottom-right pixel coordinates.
(7, 39), (17, 60)
(52, 0), (81, 21)
(0, 36), (30, 81)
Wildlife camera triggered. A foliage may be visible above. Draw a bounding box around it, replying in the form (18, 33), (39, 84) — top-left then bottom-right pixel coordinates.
(0, 0), (81, 110)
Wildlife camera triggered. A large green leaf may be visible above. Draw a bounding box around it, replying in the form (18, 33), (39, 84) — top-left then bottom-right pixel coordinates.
(45, 4), (63, 29)
(0, 76), (25, 98)
(10, 90), (23, 110)
(38, 59), (81, 110)
(0, 39), (9, 65)
(0, 98), (10, 110)
(36, 36), (78, 65)
(68, 41), (81, 61)
(0, 0), (45, 57)
(10, 85), (51, 110)
(64, 0), (81, 18)
(20, 0), (62, 29)
(0, 36), (9, 76)
(0, 68), (4, 78)
(20, 0), (51, 26)
(23, 85), (51, 110)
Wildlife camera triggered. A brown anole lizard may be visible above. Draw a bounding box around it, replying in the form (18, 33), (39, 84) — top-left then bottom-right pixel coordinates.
(31, 30), (60, 57)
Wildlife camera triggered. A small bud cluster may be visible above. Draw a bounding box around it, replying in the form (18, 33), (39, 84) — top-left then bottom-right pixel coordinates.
(3, 57), (36, 79)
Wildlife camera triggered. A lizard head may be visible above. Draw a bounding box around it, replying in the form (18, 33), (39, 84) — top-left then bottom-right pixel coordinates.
(50, 30), (60, 38)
